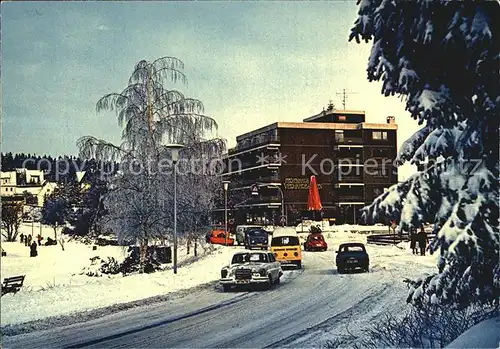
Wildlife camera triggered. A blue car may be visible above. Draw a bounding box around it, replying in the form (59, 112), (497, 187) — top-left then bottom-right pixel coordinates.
(244, 229), (269, 250)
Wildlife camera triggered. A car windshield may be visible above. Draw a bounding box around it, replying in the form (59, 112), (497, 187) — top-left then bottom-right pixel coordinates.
(271, 236), (300, 246)
(231, 253), (268, 264)
(340, 245), (365, 252)
(247, 230), (267, 237)
(310, 235), (324, 241)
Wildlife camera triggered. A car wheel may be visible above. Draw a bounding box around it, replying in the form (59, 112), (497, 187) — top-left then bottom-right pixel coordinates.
(296, 261), (302, 269)
(365, 266), (369, 272)
(274, 275), (281, 285)
(222, 284), (231, 292)
(267, 276), (273, 290)
(338, 267), (344, 274)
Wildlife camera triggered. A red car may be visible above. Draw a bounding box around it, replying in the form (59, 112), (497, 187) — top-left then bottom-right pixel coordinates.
(304, 233), (328, 251)
(208, 230), (235, 246)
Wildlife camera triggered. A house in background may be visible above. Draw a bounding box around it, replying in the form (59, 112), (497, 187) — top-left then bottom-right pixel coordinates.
(1, 168), (58, 207)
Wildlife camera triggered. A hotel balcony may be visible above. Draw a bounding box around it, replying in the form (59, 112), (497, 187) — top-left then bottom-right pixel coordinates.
(334, 195), (365, 203)
(333, 137), (363, 145)
(232, 174), (281, 188)
(228, 135), (280, 155)
(333, 174), (364, 184)
(235, 195), (282, 208)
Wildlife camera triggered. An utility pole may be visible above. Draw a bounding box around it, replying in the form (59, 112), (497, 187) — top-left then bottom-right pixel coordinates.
(336, 89), (358, 110)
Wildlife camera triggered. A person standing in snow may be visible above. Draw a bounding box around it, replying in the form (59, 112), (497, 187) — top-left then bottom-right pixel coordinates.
(20, 233), (24, 244)
(30, 241), (38, 257)
(37, 234), (43, 246)
(417, 227), (428, 256)
(410, 228), (418, 254)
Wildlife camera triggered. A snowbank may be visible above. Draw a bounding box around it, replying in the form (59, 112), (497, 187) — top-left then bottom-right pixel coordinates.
(445, 316), (500, 348)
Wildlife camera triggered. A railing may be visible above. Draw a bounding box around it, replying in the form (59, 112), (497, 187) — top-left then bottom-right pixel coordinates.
(229, 135), (280, 154)
(333, 137), (363, 145)
(367, 233), (437, 246)
(333, 175), (364, 183)
(241, 195), (282, 205)
(235, 175), (281, 187)
(335, 195), (364, 202)
(333, 157), (364, 164)
(364, 176), (393, 184)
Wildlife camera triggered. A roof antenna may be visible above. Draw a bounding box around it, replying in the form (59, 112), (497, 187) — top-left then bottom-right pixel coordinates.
(336, 89), (358, 110)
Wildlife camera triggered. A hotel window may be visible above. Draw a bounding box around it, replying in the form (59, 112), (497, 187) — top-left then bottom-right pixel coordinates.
(372, 131), (388, 140)
(372, 148), (390, 157)
(334, 130), (344, 142)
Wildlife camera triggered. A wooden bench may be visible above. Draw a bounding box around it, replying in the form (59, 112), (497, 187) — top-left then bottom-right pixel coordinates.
(1, 275), (26, 296)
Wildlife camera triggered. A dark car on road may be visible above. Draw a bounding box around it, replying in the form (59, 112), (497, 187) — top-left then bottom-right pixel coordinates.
(244, 229), (269, 250)
(335, 242), (369, 274)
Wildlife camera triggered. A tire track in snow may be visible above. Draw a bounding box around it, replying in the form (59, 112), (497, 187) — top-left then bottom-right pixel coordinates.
(64, 292), (259, 348)
(264, 283), (392, 348)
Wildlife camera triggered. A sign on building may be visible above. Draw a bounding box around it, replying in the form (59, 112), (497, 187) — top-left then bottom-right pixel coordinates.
(284, 177), (323, 190)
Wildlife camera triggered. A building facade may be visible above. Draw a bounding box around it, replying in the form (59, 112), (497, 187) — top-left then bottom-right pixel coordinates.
(0, 169), (57, 207)
(219, 108), (398, 225)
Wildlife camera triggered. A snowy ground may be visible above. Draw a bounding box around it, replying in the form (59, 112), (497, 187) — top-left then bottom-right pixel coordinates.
(1, 222), (439, 335)
(445, 316), (500, 348)
(1, 223), (236, 326)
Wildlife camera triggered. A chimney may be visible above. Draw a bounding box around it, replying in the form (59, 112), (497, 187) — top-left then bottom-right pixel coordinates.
(386, 116), (395, 124)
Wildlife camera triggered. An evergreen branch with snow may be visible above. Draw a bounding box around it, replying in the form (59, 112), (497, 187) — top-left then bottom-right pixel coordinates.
(352, 0), (500, 307)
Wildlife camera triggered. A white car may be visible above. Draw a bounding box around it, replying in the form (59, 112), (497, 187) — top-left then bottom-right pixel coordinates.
(220, 251), (283, 292)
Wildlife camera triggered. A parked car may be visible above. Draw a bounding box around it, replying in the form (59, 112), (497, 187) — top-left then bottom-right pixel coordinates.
(220, 251), (283, 292)
(235, 225), (262, 245)
(304, 233), (328, 251)
(207, 230), (234, 246)
(335, 242), (369, 273)
(244, 228), (269, 250)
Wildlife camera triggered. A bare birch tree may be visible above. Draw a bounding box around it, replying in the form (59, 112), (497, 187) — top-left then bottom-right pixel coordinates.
(78, 56), (225, 271)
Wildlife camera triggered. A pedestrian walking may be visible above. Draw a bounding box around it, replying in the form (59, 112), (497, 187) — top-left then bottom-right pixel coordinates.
(20, 233), (24, 244)
(417, 227), (428, 256)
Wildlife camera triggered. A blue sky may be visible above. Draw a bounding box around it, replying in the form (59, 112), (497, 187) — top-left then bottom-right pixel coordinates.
(2, 1), (418, 178)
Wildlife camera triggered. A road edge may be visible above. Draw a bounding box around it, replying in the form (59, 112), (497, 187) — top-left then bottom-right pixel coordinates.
(1, 280), (219, 337)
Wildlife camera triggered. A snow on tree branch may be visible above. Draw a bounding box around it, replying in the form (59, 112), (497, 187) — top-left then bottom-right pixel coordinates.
(352, 0), (499, 307)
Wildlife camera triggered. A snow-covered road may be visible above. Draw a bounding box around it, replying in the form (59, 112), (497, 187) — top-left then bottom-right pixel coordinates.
(3, 246), (434, 348)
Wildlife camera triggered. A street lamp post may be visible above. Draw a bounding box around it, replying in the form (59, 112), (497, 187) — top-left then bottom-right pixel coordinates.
(166, 144), (184, 274)
(254, 183), (286, 226)
(222, 181), (230, 246)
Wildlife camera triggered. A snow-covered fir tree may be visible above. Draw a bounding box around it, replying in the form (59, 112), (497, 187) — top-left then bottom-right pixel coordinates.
(351, 0), (499, 307)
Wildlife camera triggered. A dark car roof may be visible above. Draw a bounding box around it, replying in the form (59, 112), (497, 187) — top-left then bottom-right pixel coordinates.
(246, 228), (267, 234)
(339, 242), (365, 247)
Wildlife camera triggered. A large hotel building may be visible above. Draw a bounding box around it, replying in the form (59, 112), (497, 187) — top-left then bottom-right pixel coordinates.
(219, 106), (398, 225)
